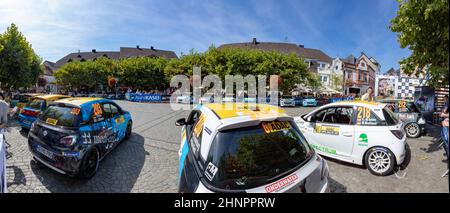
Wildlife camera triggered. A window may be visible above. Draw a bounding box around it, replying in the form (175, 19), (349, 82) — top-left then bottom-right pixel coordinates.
(382, 107), (398, 125)
(363, 74), (368, 82)
(188, 111), (204, 159)
(39, 106), (82, 127)
(206, 123), (312, 190)
(335, 66), (339, 70)
(102, 103), (120, 118)
(315, 107), (354, 125)
(321, 76), (328, 83)
(360, 62), (366, 67)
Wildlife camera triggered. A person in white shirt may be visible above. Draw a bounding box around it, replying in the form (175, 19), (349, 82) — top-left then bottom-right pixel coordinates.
(361, 87), (374, 102)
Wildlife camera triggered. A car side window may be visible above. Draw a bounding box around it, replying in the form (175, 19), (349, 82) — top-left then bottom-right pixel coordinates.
(320, 107), (354, 125)
(108, 103), (120, 116)
(356, 107), (383, 126)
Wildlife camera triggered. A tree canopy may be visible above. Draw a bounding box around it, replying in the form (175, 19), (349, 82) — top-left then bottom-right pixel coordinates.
(390, 0), (449, 87)
(0, 23), (42, 91)
(54, 46), (317, 94)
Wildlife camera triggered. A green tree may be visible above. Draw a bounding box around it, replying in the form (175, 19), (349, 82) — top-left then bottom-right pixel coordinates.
(0, 23), (42, 92)
(390, 0), (449, 87)
(330, 74), (343, 91)
(118, 57), (168, 90)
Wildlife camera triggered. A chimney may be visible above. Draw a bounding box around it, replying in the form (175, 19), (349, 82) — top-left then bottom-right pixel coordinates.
(150, 46), (155, 50)
(92, 49), (96, 53)
(136, 45), (140, 49)
(299, 44), (304, 48)
(252, 38), (257, 44)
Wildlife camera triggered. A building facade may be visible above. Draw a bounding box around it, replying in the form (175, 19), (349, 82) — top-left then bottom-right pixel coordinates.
(342, 53), (381, 96)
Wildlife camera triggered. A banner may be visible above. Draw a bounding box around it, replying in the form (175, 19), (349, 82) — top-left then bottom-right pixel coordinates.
(128, 93), (162, 102)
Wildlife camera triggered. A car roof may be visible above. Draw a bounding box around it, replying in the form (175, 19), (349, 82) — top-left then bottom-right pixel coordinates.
(204, 103), (287, 120)
(54, 97), (105, 107)
(326, 100), (386, 108)
(35, 94), (71, 100)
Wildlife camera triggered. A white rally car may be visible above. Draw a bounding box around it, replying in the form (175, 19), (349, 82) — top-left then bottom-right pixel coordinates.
(294, 101), (407, 176)
(175, 103), (329, 193)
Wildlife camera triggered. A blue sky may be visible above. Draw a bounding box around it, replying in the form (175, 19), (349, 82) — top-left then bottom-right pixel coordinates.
(0, 0), (410, 72)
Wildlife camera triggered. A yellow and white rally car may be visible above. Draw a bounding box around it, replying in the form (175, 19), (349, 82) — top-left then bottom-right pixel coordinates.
(176, 103), (329, 193)
(294, 101), (407, 176)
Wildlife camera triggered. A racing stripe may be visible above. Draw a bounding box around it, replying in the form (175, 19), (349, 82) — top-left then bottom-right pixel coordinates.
(178, 137), (189, 177)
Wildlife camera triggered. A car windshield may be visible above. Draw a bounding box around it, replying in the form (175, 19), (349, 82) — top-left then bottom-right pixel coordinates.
(27, 99), (45, 110)
(39, 105), (82, 127)
(206, 121), (312, 190)
(382, 106), (399, 125)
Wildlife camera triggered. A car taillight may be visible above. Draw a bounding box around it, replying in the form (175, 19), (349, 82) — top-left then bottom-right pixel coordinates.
(22, 110), (39, 117)
(60, 135), (78, 146)
(391, 130), (404, 139)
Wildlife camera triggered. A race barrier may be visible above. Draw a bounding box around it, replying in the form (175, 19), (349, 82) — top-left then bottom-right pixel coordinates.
(126, 93), (162, 102)
(329, 97), (354, 103)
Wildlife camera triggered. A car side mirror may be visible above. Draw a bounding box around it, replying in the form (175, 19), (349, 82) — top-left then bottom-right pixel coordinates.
(175, 118), (186, 126)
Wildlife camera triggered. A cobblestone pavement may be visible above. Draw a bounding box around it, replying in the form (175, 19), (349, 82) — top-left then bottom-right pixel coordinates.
(4, 102), (449, 193)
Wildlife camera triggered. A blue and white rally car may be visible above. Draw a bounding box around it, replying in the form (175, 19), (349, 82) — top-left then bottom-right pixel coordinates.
(28, 98), (133, 179)
(176, 103), (329, 193)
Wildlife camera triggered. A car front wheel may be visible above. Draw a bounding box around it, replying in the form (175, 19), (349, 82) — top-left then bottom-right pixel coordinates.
(365, 147), (395, 176)
(125, 121), (132, 140)
(404, 123), (421, 138)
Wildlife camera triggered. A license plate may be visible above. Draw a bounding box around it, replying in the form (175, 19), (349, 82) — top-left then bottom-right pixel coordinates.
(35, 145), (54, 160)
(46, 118), (58, 125)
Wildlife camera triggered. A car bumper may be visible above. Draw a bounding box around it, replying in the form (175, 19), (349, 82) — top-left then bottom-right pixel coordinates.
(303, 103), (317, 106)
(28, 132), (83, 175)
(18, 114), (36, 129)
(280, 102), (295, 107)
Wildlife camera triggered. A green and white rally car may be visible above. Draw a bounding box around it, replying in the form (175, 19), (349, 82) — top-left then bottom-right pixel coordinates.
(294, 101), (407, 176)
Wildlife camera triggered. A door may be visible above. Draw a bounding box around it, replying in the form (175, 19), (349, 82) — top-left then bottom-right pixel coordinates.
(84, 102), (115, 152)
(102, 102), (126, 141)
(305, 106), (355, 157)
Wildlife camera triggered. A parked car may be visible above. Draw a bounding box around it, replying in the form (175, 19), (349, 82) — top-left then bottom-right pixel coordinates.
(10, 93), (41, 109)
(222, 96), (235, 103)
(302, 97), (318, 107)
(18, 94), (71, 129)
(379, 99), (426, 138)
(294, 101), (406, 176)
(175, 103), (329, 193)
(280, 95), (295, 107)
(294, 97), (304, 106)
(199, 94), (214, 104)
(176, 94), (192, 104)
(316, 97), (330, 106)
(28, 97), (133, 178)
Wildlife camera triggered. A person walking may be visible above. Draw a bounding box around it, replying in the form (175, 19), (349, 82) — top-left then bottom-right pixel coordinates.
(361, 87), (374, 102)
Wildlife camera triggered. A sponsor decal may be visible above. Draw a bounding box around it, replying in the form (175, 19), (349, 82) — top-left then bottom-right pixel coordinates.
(358, 133), (368, 146)
(115, 116), (125, 124)
(70, 108), (81, 115)
(314, 124), (339, 135)
(62, 151), (80, 157)
(193, 114), (206, 138)
(45, 118), (58, 125)
(261, 121), (291, 134)
(311, 144), (337, 155)
(398, 101), (407, 109)
(265, 174), (298, 193)
(356, 107), (377, 125)
(204, 162), (218, 181)
(92, 103), (102, 116)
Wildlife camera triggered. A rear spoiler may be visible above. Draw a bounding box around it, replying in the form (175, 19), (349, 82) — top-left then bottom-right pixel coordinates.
(217, 116), (293, 132)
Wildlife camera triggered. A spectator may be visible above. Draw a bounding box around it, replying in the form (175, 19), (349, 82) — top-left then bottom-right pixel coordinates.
(361, 87), (374, 102)
(0, 93), (8, 130)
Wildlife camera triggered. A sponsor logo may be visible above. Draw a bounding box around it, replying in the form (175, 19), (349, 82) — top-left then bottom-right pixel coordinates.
(311, 144), (337, 155)
(358, 133), (368, 146)
(42, 130), (48, 137)
(261, 121), (291, 133)
(204, 162), (218, 181)
(265, 174), (298, 193)
(314, 124), (339, 135)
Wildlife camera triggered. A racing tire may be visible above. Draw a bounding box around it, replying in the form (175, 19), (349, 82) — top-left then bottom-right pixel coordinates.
(364, 147), (395, 176)
(125, 121), (132, 140)
(404, 123), (421, 138)
(78, 147), (100, 179)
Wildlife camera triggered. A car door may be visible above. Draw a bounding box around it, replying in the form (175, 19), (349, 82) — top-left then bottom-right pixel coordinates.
(353, 106), (387, 157)
(88, 102), (115, 152)
(105, 102), (127, 141)
(304, 106), (355, 158)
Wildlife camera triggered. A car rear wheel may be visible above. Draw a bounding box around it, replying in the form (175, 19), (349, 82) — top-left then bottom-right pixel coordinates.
(365, 147), (395, 176)
(404, 123), (421, 138)
(78, 147), (99, 179)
